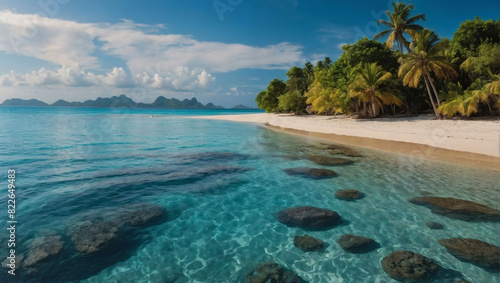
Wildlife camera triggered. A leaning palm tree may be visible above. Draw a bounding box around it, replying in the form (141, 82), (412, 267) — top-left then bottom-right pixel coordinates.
(399, 29), (458, 118)
(484, 73), (500, 110)
(470, 74), (500, 114)
(374, 2), (426, 58)
(438, 76), (499, 118)
(349, 62), (403, 118)
(437, 82), (477, 118)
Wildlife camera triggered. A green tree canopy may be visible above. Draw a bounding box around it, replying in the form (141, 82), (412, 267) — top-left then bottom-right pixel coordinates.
(338, 37), (399, 73)
(450, 17), (500, 60)
(278, 90), (307, 114)
(460, 43), (500, 80)
(255, 78), (286, 112)
(285, 66), (309, 95)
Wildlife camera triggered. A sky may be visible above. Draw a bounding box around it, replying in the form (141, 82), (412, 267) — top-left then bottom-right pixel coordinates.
(0, 0), (497, 108)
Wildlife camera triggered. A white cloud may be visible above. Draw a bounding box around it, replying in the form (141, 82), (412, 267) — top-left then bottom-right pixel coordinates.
(230, 87), (239, 95)
(0, 10), (304, 91)
(0, 67), (131, 87)
(135, 66), (215, 90)
(0, 66), (215, 91)
(0, 11), (98, 68)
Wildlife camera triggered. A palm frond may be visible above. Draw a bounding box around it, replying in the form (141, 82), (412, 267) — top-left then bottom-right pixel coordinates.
(406, 14), (426, 25)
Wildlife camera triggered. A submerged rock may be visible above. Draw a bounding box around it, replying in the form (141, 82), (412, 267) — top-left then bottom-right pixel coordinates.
(68, 203), (166, 254)
(306, 155), (354, 166)
(409, 197), (500, 221)
(189, 165), (253, 177)
(381, 251), (438, 281)
(246, 262), (306, 283)
(294, 235), (324, 252)
(177, 152), (248, 163)
(327, 145), (362, 157)
(68, 219), (122, 254)
(2, 255), (23, 269)
(438, 238), (500, 271)
(283, 167), (337, 179)
(334, 189), (364, 201)
(426, 222), (444, 229)
(23, 232), (64, 267)
(337, 234), (377, 253)
(276, 206), (341, 229)
(119, 203), (165, 227)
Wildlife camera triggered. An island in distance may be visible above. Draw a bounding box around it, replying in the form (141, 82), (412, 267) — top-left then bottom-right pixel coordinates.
(0, 94), (256, 110)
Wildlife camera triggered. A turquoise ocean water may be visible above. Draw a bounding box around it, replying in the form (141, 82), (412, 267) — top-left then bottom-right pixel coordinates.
(0, 107), (498, 283)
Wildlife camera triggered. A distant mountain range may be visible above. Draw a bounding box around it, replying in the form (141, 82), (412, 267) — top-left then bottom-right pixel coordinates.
(0, 95), (256, 110)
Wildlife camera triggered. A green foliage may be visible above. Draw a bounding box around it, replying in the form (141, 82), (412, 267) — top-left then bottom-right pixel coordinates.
(255, 79), (286, 112)
(349, 63), (403, 117)
(285, 66), (309, 95)
(314, 57), (333, 71)
(460, 43), (500, 81)
(450, 17), (500, 60)
(338, 37), (399, 73)
(278, 90), (307, 114)
(305, 69), (347, 114)
(438, 75), (499, 118)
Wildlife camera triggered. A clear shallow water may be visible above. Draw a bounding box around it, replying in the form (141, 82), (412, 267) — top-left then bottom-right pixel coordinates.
(0, 107), (498, 283)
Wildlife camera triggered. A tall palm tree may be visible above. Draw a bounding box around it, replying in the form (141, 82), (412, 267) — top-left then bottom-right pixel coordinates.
(349, 62), (403, 117)
(374, 2), (426, 58)
(398, 29), (458, 118)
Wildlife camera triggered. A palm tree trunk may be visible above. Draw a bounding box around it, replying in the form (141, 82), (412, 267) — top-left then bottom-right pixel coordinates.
(486, 96), (493, 115)
(399, 40), (404, 63)
(426, 72), (441, 106)
(371, 96), (379, 118)
(423, 76), (440, 118)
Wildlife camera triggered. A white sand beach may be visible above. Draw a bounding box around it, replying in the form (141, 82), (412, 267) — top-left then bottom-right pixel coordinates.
(190, 113), (500, 169)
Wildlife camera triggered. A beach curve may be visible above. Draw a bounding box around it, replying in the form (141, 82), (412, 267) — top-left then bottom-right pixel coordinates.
(189, 113), (500, 170)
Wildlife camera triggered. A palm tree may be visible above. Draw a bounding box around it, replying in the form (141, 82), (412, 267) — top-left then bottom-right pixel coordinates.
(349, 62), (403, 117)
(374, 2), (426, 58)
(306, 78), (345, 115)
(437, 82), (476, 118)
(438, 76), (499, 118)
(398, 29), (458, 118)
(482, 73), (499, 98)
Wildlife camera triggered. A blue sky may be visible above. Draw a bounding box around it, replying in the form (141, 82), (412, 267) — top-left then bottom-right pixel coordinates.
(0, 0), (497, 107)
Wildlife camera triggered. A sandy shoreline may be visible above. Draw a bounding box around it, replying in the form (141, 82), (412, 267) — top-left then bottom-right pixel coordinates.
(188, 113), (500, 170)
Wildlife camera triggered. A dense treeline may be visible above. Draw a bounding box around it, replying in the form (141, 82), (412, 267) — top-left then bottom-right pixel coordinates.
(256, 2), (500, 119)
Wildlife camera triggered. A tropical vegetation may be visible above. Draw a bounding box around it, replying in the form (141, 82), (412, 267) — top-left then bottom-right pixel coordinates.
(256, 2), (500, 119)
(349, 62), (403, 118)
